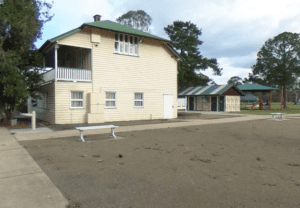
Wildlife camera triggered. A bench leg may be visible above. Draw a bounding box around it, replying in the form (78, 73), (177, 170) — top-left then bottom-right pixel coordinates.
(111, 128), (117, 139)
(79, 130), (85, 142)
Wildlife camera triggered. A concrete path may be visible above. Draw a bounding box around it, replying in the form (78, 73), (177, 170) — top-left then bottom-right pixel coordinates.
(14, 113), (296, 142)
(0, 127), (69, 208)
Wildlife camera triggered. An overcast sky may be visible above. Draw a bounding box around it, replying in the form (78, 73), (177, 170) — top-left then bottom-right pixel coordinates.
(36, 0), (300, 85)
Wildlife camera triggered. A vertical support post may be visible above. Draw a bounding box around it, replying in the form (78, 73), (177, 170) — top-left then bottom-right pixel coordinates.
(185, 96), (187, 112)
(269, 92), (272, 110)
(91, 48), (93, 91)
(32, 111), (36, 130)
(55, 44), (58, 82)
(281, 90), (283, 110)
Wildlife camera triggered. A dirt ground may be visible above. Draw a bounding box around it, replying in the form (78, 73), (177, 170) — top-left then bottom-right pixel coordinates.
(19, 117), (300, 208)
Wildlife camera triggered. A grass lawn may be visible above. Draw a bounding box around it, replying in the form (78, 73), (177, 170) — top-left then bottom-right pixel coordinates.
(237, 102), (300, 115)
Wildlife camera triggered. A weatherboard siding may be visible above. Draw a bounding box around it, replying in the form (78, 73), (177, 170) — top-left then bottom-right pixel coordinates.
(57, 31), (92, 49)
(225, 96), (240, 112)
(31, 82), (55, 124)
(55, 82), (92, 124)
(92, 29), (178, 121)
(52, 28), (177, 123)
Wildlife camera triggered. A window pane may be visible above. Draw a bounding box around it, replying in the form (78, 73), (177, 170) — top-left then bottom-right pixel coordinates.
(125, 44), (129, 53)
(135, 37), (138, 44)
(72, 101), (83, 107)
(135, 93), (142, 99)
(125, 35), (128, 42)
(106, 101), (115, 107)
(135, 45), (138, 55)
(106, 92), (115, 99)
(120, 42), (124, 52)
(135, 101), (142, 106)
(115, 33), (118, 41)
(130, 36), (133, 44)
(120, 34), (123, 42)
(71, 91), (83, 99)
(130, 45), (134, 54)
(115, 42), (119, 51)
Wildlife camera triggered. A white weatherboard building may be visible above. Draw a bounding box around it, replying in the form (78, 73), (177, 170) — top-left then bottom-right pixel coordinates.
(29, 15), (183, 124)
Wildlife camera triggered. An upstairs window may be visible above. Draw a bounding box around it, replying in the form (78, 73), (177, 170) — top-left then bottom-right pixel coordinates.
(115, 33), (139, 56)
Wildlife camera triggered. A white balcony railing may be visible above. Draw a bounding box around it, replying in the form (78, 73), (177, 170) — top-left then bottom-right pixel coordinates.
(42, 67), (92, 82)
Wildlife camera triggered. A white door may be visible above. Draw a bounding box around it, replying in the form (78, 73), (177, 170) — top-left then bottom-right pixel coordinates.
(164, 94), (173, 119)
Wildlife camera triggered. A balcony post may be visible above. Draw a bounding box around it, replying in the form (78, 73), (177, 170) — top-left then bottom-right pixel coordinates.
(55, 43), (59, 81)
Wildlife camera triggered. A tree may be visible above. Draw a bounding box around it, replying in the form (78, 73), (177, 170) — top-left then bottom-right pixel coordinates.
(164, 21), (222, 91)
(227, 76), (242, 86)
(0, 0), (54, 120)
(116, 10), (152, 32)
(251, 32), (300, 108)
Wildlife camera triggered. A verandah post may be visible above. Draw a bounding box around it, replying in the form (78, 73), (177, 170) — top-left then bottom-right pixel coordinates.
(55, 43), (59, 81)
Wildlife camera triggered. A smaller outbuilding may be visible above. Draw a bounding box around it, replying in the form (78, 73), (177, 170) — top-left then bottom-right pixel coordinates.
(178, 84), (244, 112)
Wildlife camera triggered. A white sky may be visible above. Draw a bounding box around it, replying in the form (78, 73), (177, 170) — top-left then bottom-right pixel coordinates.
(36, 0), (300, 84)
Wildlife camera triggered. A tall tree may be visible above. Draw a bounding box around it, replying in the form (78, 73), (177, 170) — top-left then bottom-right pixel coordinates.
(116, 10), (152, 32)
(250, 32), (300, 108)
(0, 0), (54, 120)
(227, 76), (242, 86)
(164, 21), (222, 91)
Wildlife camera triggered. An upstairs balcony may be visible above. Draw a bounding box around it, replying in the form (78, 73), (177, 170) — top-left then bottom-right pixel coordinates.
(42, 44), (92, 82)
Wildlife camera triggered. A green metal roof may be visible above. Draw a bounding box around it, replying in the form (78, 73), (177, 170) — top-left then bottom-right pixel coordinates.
(84, 20), (170, 42)
(236, 83), (277, 91)
(39, 20), (184, 61)
(241, 93), (259, 102)
(179, 84), (244, 96)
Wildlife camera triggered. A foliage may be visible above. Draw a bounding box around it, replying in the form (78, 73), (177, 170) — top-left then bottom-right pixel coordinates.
(164, 21), (222, 91)
(0, 0), (54, 120)
(227, 76), (242, 86)
(250, 32), (300, 108)
(116, 10), (152, 32)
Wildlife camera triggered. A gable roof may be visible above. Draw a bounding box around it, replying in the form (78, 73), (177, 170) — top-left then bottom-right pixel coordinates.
(178, 84), (244, 96)
(241, 93), (259, 102)
(236, 83), (277, 91)
(39, 20), (183, 61)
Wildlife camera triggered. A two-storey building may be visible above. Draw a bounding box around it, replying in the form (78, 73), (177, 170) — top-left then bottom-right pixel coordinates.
(30, 15), (182, 124)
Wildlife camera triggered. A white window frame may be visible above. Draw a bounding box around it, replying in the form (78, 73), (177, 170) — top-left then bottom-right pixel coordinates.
(134, 92), (144, 107)
(105, 92), (116, 108)
(70, 91), (84, 109)
(114, 33), (139, 56)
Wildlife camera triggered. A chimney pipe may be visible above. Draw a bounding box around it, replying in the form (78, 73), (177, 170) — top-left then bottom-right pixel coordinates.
(93, 15), (101, 22)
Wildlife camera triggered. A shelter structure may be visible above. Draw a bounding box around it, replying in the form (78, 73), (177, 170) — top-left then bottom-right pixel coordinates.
(178, 84), (244, 112)
(236, 83), (277, 110)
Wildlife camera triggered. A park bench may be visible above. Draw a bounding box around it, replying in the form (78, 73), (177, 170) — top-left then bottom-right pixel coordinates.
(75, 125), (118, 142)
(270, 113), (286, 121)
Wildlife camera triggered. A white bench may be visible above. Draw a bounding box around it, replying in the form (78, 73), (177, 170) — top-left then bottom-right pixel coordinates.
(270, 113), (286, 121)
(75, 125), (118, 142)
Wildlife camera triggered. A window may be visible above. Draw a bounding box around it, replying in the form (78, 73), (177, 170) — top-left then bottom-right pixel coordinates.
(134, 93), (143, 107)
(105, 92), (116, 108)
(71, 91), (83, 108)
(114, 33), (139, 56)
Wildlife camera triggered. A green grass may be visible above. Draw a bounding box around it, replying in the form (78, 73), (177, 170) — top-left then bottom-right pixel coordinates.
(236, 102), (300, 115)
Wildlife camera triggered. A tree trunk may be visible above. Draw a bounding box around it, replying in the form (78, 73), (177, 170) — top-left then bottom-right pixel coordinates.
(295, 92), (299, 105)
(283, 85), (288, 108)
